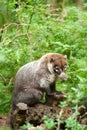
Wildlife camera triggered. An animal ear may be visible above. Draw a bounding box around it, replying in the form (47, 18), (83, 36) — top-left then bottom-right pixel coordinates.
(50, 57), (54, 63)
(64, 55), (67, 59)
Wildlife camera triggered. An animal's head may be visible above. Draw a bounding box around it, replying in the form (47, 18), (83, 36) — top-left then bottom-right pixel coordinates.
(45, 53), (67, 81)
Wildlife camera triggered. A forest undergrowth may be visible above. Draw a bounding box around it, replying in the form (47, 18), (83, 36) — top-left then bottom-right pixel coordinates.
(0, 0), (87, 129)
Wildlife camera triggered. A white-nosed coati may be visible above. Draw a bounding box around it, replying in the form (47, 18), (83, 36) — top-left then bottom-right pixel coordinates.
(12, 53), (67, 110)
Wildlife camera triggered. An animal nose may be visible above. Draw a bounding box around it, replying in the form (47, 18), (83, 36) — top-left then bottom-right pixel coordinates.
(58, 72), (67, 81)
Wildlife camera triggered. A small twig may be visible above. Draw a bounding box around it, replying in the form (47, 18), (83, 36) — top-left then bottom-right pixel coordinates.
(75, 103), (79, 120)
(0, 23), (29, 33)
(0, 33), (27, 47)
(13, 33), (28, 41)
(0, 73), (6, 83)
(80, 112), (87, 119)
(26, 5), (35, 33)
(57, 109), (63, 130)
(7, 77), (13, 87)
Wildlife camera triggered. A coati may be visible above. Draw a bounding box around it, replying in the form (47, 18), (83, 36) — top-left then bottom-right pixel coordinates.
(12, 53), (67, 110)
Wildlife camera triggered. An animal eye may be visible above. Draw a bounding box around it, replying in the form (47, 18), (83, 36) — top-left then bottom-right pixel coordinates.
(55, 66), (60, 70)
(54, 66), (61, 75)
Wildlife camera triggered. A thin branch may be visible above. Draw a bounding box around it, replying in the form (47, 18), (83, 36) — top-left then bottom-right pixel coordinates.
(26, 5), (35, 33)
(57, 109), (63, 130)
(0, 33), (27, 46)
(0, 23), (28, 33)
(7, 77), (13, 87)
(80, 112), (87, 119)
(0, 73), (6, 83)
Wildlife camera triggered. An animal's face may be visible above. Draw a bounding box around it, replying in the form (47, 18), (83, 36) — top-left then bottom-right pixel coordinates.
(47, 53), (67, 81)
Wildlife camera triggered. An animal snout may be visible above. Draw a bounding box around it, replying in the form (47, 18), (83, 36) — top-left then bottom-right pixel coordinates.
(58, 72), (67, 81)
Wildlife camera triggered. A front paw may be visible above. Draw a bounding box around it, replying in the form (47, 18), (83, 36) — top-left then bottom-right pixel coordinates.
(52, 91), (67, 101)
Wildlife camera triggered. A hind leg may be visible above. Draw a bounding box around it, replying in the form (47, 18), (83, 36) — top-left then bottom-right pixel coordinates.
(12, 88), (42, 110)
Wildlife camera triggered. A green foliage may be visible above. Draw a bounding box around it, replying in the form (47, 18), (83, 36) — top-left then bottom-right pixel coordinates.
(20, 123), (33, 129)
(65, 113), (87, 130)
(0, 83), (12, 114)
(0, 0), (87, 126)
(59, 101), (68, 108)
(0, 0), (17, 27)
(0, 126), (11, 130)
(42, 115), (56, 129)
